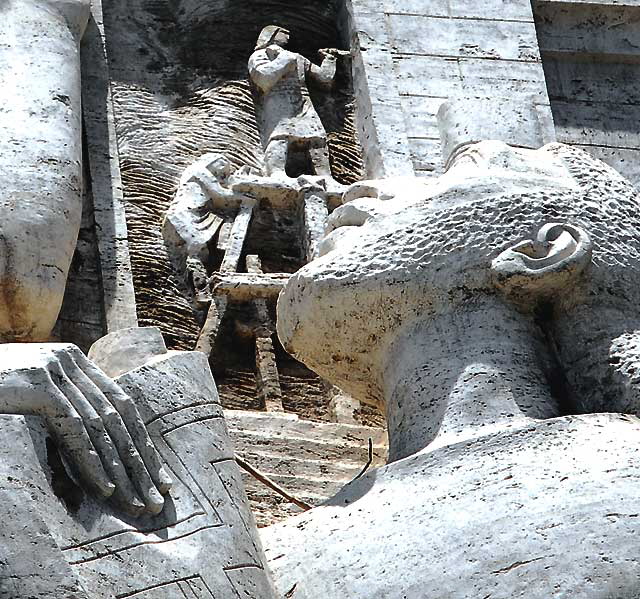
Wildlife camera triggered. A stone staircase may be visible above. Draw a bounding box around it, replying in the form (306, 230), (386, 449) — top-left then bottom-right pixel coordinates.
(224, 410), (388, 527)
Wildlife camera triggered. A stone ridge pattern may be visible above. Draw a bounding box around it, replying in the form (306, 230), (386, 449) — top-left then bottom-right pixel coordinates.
(98, 0), (362, 351)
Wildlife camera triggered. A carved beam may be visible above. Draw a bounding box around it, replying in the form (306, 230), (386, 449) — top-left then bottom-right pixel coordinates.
(210, 273), (291, 301)
(247, 255), (284, 413)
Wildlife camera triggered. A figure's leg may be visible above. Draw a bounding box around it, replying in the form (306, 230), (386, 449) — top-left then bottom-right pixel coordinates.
(186, 256), (211, 307)
(309, 143), (332, 177)
(0, 1), (89, 341)
(264, 139), (289, 176)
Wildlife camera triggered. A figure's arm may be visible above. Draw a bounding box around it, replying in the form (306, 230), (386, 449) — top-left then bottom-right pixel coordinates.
(249, 48), (296, 93)
(191, 171), (235, 204)
(306, 51), (337, 89)
(0, 343), (172, 516)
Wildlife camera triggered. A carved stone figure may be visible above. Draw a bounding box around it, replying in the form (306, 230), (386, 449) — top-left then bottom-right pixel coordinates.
(162, 153), (252, 302)
(8, 2), (640, 597)
(0, 0), (91, 342)
(263, 141), (640, 598)
(0, 0), (167, 514)
(0, 5), (276, 597)
(249, 25), (338, 177)
(1, 340), (277, 598)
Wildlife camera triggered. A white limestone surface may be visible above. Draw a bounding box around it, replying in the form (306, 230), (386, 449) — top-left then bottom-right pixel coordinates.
(0, 350), (277, 598)
(271, 141), (640, 597)
(0, 0), (89, 341)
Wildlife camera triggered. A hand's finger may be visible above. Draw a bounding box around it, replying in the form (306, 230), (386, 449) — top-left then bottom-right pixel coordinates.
(72, 353), (171, 513)
(69, 348), (172, 491)
(55, 355), (146, 516)
(343, 183), (380, 204)
(40, 379), (115, 499)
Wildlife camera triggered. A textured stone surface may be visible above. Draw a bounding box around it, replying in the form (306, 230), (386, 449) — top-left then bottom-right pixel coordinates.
(346, 0), (552, 176)
(270, 142), (640, 596)
(534, 1), (640, 187)
(0, 488), (89, 599)
(81, 0), (139, 334)
(438, 97), (556, 167)
(97, 0), (363, 351)
(278, 142), (588, 406)
(0, 0), (89, 342)
(265, 414), (640, 598)
(52, 178), (107, 352)
(0, 351), (276, 598)
(226, 409), (387, 527)
(88, 326), (168, 378)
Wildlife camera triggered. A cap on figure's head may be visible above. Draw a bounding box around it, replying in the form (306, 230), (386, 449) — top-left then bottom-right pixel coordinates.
(255, 25), (290, 50)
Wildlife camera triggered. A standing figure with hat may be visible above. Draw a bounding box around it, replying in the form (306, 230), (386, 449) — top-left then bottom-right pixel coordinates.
(249, 25), (342, 177)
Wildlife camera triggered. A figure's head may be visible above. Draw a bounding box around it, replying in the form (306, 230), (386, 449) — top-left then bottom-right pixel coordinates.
(206, 154), (232, 179)
(277, 141), (640, 407)
(255, 25), (290, 50)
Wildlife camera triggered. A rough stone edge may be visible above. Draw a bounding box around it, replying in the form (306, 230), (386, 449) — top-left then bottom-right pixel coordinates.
(343, 0), (415, 178)
(80, 0), (138, 332)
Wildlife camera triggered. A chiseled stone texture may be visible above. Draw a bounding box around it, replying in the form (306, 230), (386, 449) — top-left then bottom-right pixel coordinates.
(346, 0), (552, 175)
(226, 410), (387, 527)
(270, 142), (640, 596)
(278, 142), (640, 414)
(0, 489), (89, 599)
(92, 0), (362, 351)
(534, 1), (640, 188)
(264, 414), (640, 598)
(0, 351), (276, 598)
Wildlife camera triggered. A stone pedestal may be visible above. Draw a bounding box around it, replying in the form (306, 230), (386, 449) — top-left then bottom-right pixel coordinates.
(0, 350), (276, 598)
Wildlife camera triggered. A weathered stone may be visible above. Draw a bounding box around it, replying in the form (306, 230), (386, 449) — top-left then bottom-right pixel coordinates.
(249, 25), (339, 177)
(0, 351), (277, 598)
(81, 0), (138, 333)
(265, 413), (640, 598)
(270, 142), (640, 596)
(0, 0), (89, 341)
(88, 326), (168, 378)
(8, 2), (640, 597)
(438, 97), (556, 167)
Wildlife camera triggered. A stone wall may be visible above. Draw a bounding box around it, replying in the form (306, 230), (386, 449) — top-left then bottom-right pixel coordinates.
(534, 0), (640, 187)
(347, 0), (552, 176)
(52, 176), (106, 353)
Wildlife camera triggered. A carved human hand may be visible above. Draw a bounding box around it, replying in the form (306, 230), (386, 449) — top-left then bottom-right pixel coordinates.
(0, 343), (172, 516)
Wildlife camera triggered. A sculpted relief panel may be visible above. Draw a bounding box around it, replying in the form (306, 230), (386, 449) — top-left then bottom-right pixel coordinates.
(3, 0), (640, 598)
(0, 3), (276, 597)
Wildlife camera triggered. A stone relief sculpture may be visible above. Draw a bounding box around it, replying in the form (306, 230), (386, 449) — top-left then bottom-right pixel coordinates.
(261, 141), (640, 597)
(6, 1), (640, 597)
(0, 0), (167, 513)
(249, 25), (341, 177)
(162, 153), (254, 304)
(0, 3), (276, 597)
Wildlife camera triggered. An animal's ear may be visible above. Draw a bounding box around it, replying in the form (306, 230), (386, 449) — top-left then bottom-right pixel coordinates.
(491, 223), (592, 304)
